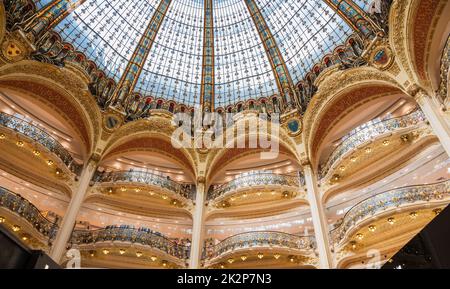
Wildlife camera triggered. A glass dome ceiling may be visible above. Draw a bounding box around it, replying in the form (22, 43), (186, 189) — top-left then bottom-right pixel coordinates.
(47, 0), (371, 107)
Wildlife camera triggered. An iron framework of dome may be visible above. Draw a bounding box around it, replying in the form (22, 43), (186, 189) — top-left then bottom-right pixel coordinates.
(9, 0), (386, 120)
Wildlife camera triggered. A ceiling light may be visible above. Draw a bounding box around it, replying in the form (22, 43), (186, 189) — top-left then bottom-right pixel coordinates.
(136, 252), (143, 258)
(119, 249), (126, 255)
(387, 217), (396, 225)
(409, 212), (418, 219)
(356, 233), (364, 240)
(257, 253), (264, 259)
(16, 140), (24, 147)
(151, 256), (158, 262)
(434, 208), (442, 215)
(0, 216), (5, 223)
(0, 133), (5, 139)
(47, 160), (54, 166)
(350, 156), (357, 162)
(12, 225), (20, 232)
(273, 254), (281, 260)
(368, 225), (376, 232)
(227, 258), (234, 264)
(383, 140), (390, 146)
(33, 150), (40, 156)
(240, 255), (247, 261)
(102, 249), (110, 255)
(365, 147), (372, 154)
(120, 187), (127, 192)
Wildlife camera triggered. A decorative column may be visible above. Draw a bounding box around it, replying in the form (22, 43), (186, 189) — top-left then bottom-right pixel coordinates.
(413, 89), (450, 156)
(23, 0), (86, 42)
(189, 180), (207, 269)
(243, 0), (298, 110)
(323, 0), (381, 38)
(200, 0), (215, 113)
(303, 162), (334, 269)
(110, 0), (172, 108)
(49, 155), (99, 262)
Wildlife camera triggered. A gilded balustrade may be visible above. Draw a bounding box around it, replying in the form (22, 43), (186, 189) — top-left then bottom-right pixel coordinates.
(93, 170), (196, 201)
(71, 226), (191, 260)
(330, 181), (450, 246)
(207, 172), (304, 201)
(0, 112), (81, 175)
(0, 186), (58, 242)
(203, 231), (315, 260)
(320, 110), (427, 179)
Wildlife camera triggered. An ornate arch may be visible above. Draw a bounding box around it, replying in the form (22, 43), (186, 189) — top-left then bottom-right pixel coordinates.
(102, 118), (197, 179)
(0, 60), (102, 157)
(389, 0), (450, 93)
(0, 2), (5, 44)
(205, 125), (301, 184)
(302, 67), (404, 168)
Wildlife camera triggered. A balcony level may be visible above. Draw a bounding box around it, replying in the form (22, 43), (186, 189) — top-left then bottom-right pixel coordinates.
(0, 186), (59, 251)
(319, 110), (437, 197)
(330, 181), (450, 261)
(86, 170), (196, 218)
(0, 112), (81, 176)
(202, 231), (317, 269)
(207, 172), (307, 218)
(70, 226), (190, 269)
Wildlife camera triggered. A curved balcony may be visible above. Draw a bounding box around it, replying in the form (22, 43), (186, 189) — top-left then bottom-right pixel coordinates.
(0, 112), (81, 175)
(320, 110), (427, 180)
(0, 187), (58, 242)
(203, 231), (315, 263)
(93, 171), (196, 201)
(330, 181), (450, 246)
(71, 226), (190, 263)
(208, 172), (304, 202)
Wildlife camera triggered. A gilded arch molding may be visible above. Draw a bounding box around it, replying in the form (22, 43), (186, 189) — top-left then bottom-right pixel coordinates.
(0, 2), (5, 44)
(0, 60), (102, 156)
(103, 119), (197, 179)
(389, 0), (450, 93)
(302, 67), (403, 167)
(206, 142), (299, 185)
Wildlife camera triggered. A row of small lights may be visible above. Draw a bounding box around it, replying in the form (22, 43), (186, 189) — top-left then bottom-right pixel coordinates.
(0, 216), (30, 241)
(350, 209), (442, 250)
(220, 191), (292, 207)
(105, 187), (181, 206)
(0, 133), (62, 176)
(96, 248), (169, 267)
(333, 140), (393, 182)
(218, 253), (300, 268)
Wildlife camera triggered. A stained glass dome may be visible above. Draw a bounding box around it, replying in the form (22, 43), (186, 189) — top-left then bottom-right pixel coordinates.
(40, 0), (371, 108)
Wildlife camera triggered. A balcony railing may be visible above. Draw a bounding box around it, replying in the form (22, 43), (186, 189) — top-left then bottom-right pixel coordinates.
(207, 172), (304, 201)
(203, 231), (315, 260)
(0, 187), (58, 242)
(320, 110), (427, 179)
(71, 226), (191, 260)
(330, 181), (450, 246)
(0, 112), (81, 174)
(93, 171), (196, 200)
